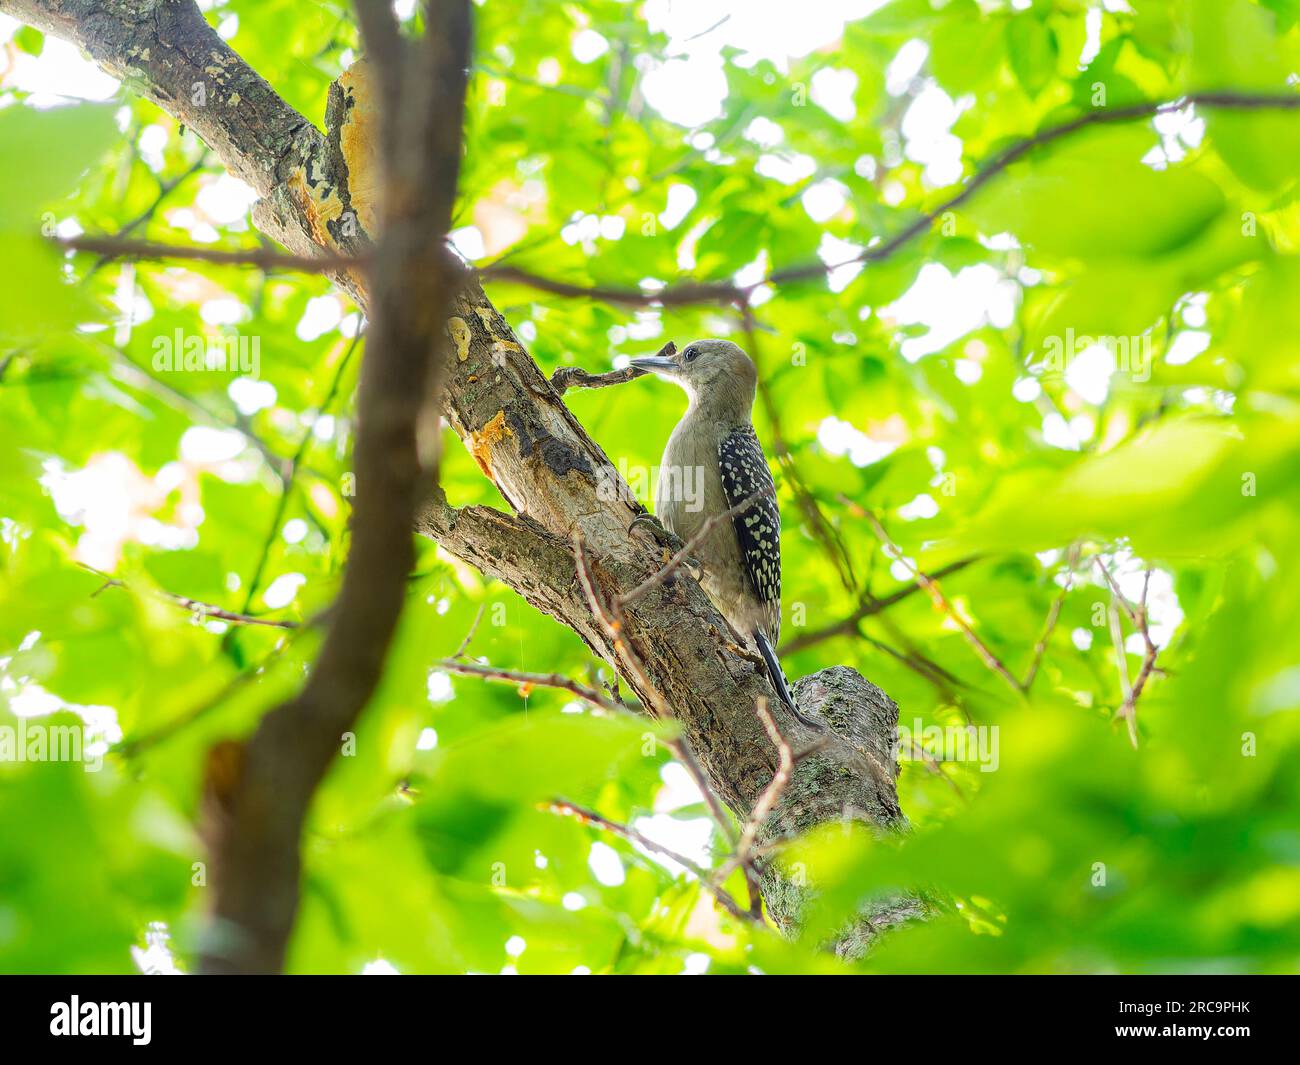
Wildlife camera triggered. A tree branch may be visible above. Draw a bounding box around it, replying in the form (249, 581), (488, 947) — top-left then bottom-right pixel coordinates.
(780, 557), (980, 655)
(79, 564), (300, 630)
(198, 0), (472, 973)
(544, 800), (755, 924)
(58, 235), (360, 273)
(478, 91), (1300, 308)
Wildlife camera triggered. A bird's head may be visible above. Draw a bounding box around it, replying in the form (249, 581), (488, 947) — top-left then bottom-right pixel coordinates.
(630, 338), (757, 419)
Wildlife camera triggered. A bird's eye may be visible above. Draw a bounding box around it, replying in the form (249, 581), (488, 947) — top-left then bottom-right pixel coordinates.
(684, 346), (700, 362)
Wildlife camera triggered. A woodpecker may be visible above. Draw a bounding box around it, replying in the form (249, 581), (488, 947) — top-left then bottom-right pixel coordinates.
(630, 339), (821, 730)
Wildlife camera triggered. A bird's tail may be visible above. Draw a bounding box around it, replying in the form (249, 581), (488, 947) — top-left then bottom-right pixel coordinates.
(753, 628), (822, 731)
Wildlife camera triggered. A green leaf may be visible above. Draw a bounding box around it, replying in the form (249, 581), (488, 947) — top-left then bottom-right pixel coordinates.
(1006, 13), (1058, 99)
(0, 104), (119, 341)
(14, 26), (44, 55)
(966, 126), (1225, 260)
(1187, 0), (1300, 192)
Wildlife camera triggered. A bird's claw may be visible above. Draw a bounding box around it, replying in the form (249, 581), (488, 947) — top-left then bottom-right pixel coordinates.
(628, 511), (667, 543)
(629, 510), (686, 556)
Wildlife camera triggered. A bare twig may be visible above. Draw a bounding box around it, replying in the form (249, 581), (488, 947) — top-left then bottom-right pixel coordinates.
(480, 92), (1300, 309)
(237, 329), (364, 620)
(1106, 599), (1138, 748)
(573, 532), (668, 719)
(549, 341), (675, 395)
(544, 800), (755, 923)
(550, 363), (646, 394)
(79, 564), (300, 630)
(864, 512), (1024, 695)
(618, 485), (772, 609)
(743, 303), (858, 597)
(83, 154), (210, 279)
(116, 633), (303, 758)
(898, 738), (966, 801)
(436, 658), (628, 716)
(57, 235), (364, 273)
(1022, 544), (1080, 691)
(449, 604), (486, 660)
(1095, 558), (1159, 748)
(710, 698), (795, 888)
(865, 633), (969, 695)
(669, 740), (738, 846)
(681, 13), (731, 42)
(442, 646), (739, 856)
(780, 556), (980, 654)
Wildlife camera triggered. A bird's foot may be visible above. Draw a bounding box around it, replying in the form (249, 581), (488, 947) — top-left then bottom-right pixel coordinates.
(628, 511), (680, 553)
(630, 512), (698, 584)
(628, 511), (662, 538)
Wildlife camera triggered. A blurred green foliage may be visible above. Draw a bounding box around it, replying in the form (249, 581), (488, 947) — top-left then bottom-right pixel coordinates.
(1, 0), (1298, 974)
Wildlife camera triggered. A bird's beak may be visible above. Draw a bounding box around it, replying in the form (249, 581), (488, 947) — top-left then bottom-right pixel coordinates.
(629, 355), (679, 377)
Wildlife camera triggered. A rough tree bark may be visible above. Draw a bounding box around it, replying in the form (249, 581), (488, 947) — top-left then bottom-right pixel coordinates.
(4, 0), (922, 956)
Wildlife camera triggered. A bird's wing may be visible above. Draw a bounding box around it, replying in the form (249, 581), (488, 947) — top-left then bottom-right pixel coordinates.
(718, 425), (782, 643)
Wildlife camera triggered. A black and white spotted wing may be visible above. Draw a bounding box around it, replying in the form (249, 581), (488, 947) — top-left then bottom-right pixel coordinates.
(718, 425), (782, 642)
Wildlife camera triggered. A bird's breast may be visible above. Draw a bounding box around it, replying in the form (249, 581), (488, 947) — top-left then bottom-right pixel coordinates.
(655, 418), (752, 631)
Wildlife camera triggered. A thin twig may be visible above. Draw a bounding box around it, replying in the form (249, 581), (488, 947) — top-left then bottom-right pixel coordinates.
(550, 363), (646, 394)
(865, 633), (969, 694)
(1095, 558), (1158, 748)
(544, 800), (755, 923)
(1022, 544), (1080, 691)
(83, 154), (210, 280)
(117, 634), (302, 758)
(549, 341), (676, 395)
(710, 698), (795, 888)
(479, 92), (1300, 308)
(79, 564), (299, 629)
(573, 532), (667, 718)
(435, 658), (629, 716)
(669, 739), (738, 847)
(864, 513), (1024, 695)
(1105, 598), (1138, 748)
(237, 329), (364, 619)
(898, 738), (966, 801)
(743, 303), (858, 597)
(681, 13), (731, 42)
(450, 604), (486, 660)
(57, 235), (364, 274)
(105, 342), (299, 487)
(444, 642), (739, 855)
(618, 485), (772, 608)
(780, 556), (980, 654)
